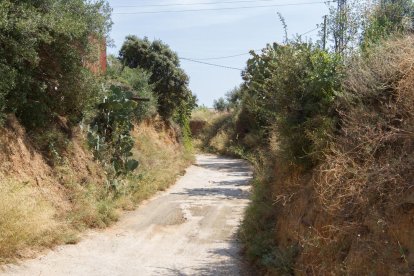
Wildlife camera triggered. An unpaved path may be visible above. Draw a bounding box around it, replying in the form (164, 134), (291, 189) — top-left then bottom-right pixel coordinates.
(2, 154), (253, 276)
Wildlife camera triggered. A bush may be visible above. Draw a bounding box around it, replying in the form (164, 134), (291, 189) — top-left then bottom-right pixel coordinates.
(362, 0), (414, 49)
(316, 35), (414, 217)
(242, 41), (342, 167)
(107, 56), (158, 122)
(0, 0), (111, 128)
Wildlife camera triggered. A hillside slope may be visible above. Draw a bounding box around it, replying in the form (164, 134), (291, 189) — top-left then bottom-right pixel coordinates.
(0, 116), (193, 264)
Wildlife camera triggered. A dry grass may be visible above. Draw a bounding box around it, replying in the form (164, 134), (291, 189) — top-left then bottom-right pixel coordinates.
(191, 108), (221, 122)
(0, 179), (59, 263)
(241, 36), (414, 275)
(316, 36), (414, 217)
(0, 118), (194, 265)
(114, 120), (194, 208)
(299, 35), (414, 274)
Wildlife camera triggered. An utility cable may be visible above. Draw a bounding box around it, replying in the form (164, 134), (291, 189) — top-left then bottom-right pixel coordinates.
(113, 1), (332, 15)
(112, 0), (316, 8)
(183, 26), (320, 61)
(179, 57), (244, 71)
(190, 52), (253, 61)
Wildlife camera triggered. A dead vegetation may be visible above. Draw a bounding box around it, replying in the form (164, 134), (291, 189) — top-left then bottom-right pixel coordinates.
(267, 36), (414, 275)
(0, 116), (193, 264)
(201, 36), (414, 275)
(0, 179), (60, 263)
(317, 36), (414, 217)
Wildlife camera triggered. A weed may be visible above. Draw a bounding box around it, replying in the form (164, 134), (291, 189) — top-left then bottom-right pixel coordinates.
(0, 180), (59, 263)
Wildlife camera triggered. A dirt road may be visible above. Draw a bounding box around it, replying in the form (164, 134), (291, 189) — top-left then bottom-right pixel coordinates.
(2, 154), (253, 276)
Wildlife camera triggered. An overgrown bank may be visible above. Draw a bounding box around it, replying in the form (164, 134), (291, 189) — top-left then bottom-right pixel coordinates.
(0, 116), (192, 264)
(0, 0), (195, 264)
(194, 1), (414, 274)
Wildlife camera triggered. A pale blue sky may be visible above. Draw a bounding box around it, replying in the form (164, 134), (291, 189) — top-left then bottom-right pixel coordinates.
(107, 0), (330, 107)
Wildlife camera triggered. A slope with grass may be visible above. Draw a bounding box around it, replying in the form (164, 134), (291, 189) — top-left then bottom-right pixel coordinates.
(0, 116), (193, 265)
(198, 35), (414, 274)
(2, 155), (252, 276)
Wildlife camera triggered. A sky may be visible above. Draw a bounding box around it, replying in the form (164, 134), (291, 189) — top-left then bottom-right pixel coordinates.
(107, 0), (331, 107)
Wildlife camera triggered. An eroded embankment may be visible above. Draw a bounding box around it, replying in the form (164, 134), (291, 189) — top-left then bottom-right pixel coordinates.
(0, 116), (192, 264)
(2, 155), (253, 276)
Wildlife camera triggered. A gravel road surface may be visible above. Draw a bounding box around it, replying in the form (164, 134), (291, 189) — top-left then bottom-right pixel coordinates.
(2, 154), (253, 276)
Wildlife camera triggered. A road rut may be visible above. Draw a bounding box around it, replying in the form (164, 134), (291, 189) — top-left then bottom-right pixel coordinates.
(2, 154), (253, 276)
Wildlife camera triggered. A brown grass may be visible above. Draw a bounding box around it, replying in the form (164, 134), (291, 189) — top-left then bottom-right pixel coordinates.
(121, 120), (194, 205)
(0, 179), (59, 263)
(316, 36), (414, 217)
(241, 35), (414, 275)
(0, 117), (193, 265)
(303, 35), (414, 274)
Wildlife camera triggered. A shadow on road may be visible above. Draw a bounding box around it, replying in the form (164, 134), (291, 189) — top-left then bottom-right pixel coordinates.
(195, 156), (252, 175)
(151, 238), (254, 276)
(173, 186), (250, 200)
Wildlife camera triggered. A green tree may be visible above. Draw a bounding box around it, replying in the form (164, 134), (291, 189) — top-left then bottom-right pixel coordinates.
(242, 41), (342, 166)
(225, 86), (243, 110)
(119, 36), (195, 120)
(0, 0), (112, 128)
(362, 0), (414, 48)
(213, 97), (228, 112)
(107, 55), (157, 122)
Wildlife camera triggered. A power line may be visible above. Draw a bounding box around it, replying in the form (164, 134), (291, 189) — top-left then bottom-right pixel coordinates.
(180, 57), (244, 71)
(298, 26), (320, 36)
(184, 27), (320, 61)
(113, 1), (332, 15)
(112, 0), (313, 8)
(190, 52), (253, 61)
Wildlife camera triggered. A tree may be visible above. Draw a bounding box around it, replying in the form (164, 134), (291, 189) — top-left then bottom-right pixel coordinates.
(242, 41), (342, 166)
(213, 97), (228, 112)
(362, 0), (414, 48)
(107, 55), (158, 122)
(119, 36), (195, 120)
(0, 0), (112, 128)
(225, 86), (243, 110)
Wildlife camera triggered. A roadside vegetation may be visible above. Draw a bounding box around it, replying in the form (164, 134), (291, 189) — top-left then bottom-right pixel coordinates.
(194, 0), (414, 274)
(0, 1), (194, 264)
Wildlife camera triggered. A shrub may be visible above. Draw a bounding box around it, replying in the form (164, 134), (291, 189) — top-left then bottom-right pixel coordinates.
(0, 0), (111, 128)
(316, 35), (414, 217)
(242, 41), (342, 167)
(107, 56), (158, 122)
(362, 0), (414, 49)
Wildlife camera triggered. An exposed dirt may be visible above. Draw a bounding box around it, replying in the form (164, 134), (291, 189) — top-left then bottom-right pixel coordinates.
(2, 154), (253, 276)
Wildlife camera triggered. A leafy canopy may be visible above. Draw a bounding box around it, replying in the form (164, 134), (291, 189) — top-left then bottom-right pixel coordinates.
(0, 0), (112, 127)
(119, 36), (195, 120)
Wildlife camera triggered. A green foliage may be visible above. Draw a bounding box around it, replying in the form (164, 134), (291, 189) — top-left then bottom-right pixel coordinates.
(213, 97), (228, 112)
(212, 86), (242, 113)
(242, 41), (342, 166)
(119, 36), (195, 120)
(88, 85), (139, 181)
(107, 55), (157, 122)
(225, 85), (243, 110)
(0, 0), (111, 128)
(362, 0), (414, 48)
